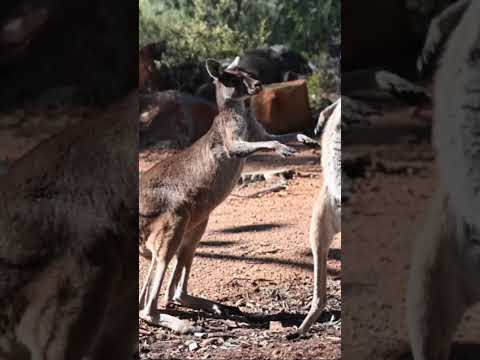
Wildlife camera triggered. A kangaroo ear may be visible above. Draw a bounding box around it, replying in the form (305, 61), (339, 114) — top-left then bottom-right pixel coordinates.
(226, 56), (240, 70)
(206, 59), (223, 80)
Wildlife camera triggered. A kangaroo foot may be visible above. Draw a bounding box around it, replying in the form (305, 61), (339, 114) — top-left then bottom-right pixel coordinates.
(139, 309), (202, 334)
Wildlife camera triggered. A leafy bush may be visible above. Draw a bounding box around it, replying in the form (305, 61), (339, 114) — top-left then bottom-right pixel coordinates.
(140, 0), (273, 65)
(139, 0), (340, 65)
(139, 0), (340, 101)
(307, 70), (337, 112)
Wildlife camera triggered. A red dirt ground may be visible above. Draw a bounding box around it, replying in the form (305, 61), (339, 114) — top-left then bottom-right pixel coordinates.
(139, 146), (341, 360)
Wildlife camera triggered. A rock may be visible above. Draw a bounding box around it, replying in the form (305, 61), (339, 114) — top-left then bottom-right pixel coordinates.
(194, 332), (207, 338)
(225, 320), (239, 328)
(251, 80), (313, 134)
(188, 341), (199, 351)
(269, 321), (285, 332)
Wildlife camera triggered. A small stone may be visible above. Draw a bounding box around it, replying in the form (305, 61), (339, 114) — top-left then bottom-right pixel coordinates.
(188, 341), (199, 351)
(225, 319), (238, 328)
(269, 321), (285, 332)
(272, 349), (282, 357)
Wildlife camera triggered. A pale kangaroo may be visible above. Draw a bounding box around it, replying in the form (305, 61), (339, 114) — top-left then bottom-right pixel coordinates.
(0, 93), (138, 360)
(407, 2), (480, 359)
(287, 98), (341, 339)
(139, 57), (316, 334)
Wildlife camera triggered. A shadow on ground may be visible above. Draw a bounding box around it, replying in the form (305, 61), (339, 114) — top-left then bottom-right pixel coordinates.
(195, 251), (340, 276)
(162, 305), (341, 330)
(216, 223), (289, 234)
(199, 240), (239, 247)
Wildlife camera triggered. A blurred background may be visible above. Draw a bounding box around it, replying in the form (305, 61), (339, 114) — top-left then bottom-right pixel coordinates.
(139, 0), (340, 116)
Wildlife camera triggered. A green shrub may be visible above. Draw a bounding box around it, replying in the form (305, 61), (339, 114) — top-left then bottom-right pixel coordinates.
(139, 0), (340, 66)
(305, 52), (337, 113)
(140, 0), (274, 66)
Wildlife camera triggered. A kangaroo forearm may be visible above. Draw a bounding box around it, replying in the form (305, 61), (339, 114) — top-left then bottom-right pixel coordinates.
(269, 133), (320, 147)
(228, 141), (275, 158)
(268, 133), (299, 143)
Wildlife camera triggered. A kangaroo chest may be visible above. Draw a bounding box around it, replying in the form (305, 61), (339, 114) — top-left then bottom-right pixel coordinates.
(188, 155), (246, 226)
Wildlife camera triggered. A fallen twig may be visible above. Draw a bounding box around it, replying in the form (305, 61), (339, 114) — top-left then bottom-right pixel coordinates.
(232, 182), (287, 198)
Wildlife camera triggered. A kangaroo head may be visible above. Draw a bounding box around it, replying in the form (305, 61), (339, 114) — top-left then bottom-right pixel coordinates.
(206, 57), (262, 107)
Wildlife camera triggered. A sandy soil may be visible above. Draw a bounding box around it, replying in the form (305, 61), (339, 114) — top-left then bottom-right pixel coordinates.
(139, 147), (341, 360)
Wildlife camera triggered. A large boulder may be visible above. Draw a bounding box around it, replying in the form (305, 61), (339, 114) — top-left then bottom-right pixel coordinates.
(235, 46), (312, 84)
(251, 79), (313, 134)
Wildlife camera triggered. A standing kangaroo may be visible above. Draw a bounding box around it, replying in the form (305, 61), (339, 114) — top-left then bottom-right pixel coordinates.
(139, 57), (316, 334)
(0, 93), (138, 360)
(287, 98), (341, 339)
(407, 2), (480, 359)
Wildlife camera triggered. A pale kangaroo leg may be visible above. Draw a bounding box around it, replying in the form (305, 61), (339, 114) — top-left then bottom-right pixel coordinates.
(288, 185), (337, 339)
(139, 211), (197, 333)
(139, 248), (156, 306)
(407, 192), (469, 360)
(165, 220), (209, 304)
(166, 220), (242, 316)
